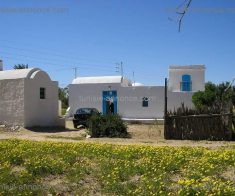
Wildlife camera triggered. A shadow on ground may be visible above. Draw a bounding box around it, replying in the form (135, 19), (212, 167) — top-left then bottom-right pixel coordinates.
(28, 126), (84, 133)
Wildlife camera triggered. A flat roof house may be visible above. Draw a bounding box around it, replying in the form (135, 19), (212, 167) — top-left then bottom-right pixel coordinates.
(69, 65), (205, 120)
(168, 65), (205, 92)
(0, 61), (59, 127)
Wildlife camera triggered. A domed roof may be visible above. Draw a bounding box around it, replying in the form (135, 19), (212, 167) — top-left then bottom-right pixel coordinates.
(0, 68), (41, 80)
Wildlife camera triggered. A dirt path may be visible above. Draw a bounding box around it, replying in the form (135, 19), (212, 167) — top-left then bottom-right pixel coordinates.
(0, 122), (235, 148)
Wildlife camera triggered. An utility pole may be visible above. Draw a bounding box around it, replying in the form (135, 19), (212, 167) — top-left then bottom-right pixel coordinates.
(73, 67), (77, 79)
(115, 62), (124, 77)
(133, 71), (135, 86)
(120, 61), (123, 77)
(164, 78), (168, 139)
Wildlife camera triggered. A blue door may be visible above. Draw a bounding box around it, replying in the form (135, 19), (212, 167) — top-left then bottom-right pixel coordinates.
(181, 74), (191, 91)
(102, 91), (117, 114)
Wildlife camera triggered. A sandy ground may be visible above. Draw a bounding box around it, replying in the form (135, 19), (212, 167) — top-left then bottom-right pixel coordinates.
(0, 120), (235, 148)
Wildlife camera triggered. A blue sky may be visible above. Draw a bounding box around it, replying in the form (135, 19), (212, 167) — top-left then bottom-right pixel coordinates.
(0, 0), (235, 87)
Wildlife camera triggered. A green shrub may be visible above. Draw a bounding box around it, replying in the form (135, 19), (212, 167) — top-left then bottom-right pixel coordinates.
(86, 114), (128, 138)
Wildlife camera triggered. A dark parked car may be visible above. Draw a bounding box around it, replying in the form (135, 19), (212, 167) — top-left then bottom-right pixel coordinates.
(73, 108), (100, 128)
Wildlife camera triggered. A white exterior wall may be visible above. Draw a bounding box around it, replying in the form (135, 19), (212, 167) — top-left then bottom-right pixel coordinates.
(0, 79), (25, 126)
(119, 88), (194, 118)
(69, 83), (194, 119)
(168, 67), (205, 92)
(118, 86), (163, 118)
(69, 83), (120, 115)
(24, 72), (58, 127)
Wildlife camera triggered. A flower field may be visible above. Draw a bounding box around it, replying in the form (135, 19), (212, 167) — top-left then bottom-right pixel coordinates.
(0, 139), (235, 195)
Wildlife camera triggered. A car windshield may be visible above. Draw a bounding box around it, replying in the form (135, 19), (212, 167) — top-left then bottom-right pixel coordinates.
(76, 108), (93, 114)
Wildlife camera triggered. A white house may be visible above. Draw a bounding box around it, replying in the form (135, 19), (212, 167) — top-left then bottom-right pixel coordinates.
(69, 65), (205, 120)
(168, 65), (205, 92)
(0, 61), (59, 127)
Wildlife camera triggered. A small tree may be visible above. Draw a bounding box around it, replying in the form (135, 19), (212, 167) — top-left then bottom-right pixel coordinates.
(14, 64), (29, 69)
(59, 88), (68, 109)
(192, 82), (216, 109)
(192, 82), (235, 111)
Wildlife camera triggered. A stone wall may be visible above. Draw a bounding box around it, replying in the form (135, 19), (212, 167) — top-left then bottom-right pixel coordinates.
(0, 79), (25, 126)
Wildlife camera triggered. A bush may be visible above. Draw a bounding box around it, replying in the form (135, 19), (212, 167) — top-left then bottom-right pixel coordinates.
(192, 82), (235, 111)
(86, 114), (128, 138)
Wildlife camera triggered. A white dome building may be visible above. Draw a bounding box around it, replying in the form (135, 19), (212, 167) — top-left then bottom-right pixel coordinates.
(0, 66), (59, 127)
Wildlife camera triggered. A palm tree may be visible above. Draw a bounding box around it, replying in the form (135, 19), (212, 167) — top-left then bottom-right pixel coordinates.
(13, 64), (29, 69)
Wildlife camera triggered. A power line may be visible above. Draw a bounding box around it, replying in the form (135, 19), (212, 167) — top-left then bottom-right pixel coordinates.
(1, 54), (161, 81)
(0, 53), (115, 72)
(0, 49), (115, 69)
(0, 43), (118, 66)
(0, 39), (120, 64)
(0, 44), (162, 81)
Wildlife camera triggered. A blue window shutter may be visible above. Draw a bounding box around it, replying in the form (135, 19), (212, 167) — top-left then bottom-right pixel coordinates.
(181, 75), (191, 91)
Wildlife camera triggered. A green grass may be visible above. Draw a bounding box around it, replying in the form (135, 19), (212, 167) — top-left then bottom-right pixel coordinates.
(0, 139), (235, 195)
